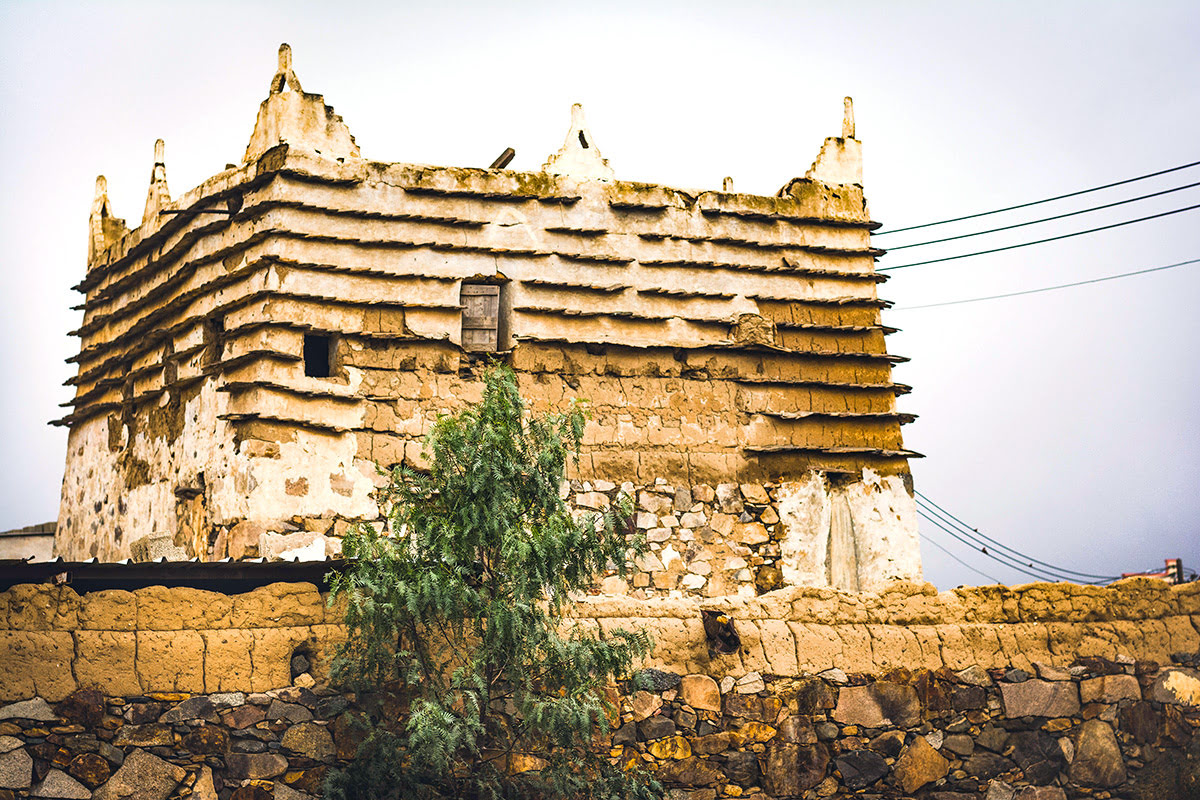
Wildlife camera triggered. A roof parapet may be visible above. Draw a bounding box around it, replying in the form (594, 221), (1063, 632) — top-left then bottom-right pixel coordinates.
(88, 176), (128, 267)
(243, 43), (361, 165)
(542, 103), (614, 181)
(142, 139), (171, 224)
(804, 96), (863, 187)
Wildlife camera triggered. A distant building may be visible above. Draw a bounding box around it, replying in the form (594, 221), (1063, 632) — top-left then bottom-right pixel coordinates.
(0, 522), (55, 562)
(55, 45), (921, 595)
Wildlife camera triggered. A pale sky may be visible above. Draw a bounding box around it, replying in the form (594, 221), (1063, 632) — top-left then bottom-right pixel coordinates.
(1, 0), (1196, 588)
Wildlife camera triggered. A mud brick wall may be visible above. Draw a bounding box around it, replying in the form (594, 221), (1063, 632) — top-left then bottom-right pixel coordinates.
(57, 53), (918, 575)
(1, 579), (1199, 799)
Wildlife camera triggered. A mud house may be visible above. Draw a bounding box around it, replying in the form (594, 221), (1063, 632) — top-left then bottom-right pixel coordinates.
(55, 45), (920, 596)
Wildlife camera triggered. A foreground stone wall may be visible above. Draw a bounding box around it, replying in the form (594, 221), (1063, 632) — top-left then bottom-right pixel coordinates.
(1, 579), (1198, 799)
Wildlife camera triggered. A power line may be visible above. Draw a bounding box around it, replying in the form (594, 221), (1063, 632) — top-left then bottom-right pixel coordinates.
(915, 498), (1109, 584)
(874, 159), (1200, 236)
(883, 181), (1200, 251)
(891, 257), (1200, 311)
(916, 492), (1118, 582)
(916, 507), (1087, 584)
(877, 202), (1200, 272)
(919, 532), (1001, 584)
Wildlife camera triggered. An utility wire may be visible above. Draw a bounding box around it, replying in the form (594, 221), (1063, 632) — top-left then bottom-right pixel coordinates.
(915, 497), (1109, 583)
(883, 181), (1200, 251)
(916, 509), (1065, 584)
(915, 501), (1103, 584)
(919, 532), (1001, 584)
(874, 159), (1200, 236)
(891, 257), (1200, 311)
(877, 202), (1200, 272)
(916, 492), (1119, 582)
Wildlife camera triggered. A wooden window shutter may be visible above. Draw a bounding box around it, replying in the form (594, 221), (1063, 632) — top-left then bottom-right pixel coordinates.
(461, 284), (500, 352)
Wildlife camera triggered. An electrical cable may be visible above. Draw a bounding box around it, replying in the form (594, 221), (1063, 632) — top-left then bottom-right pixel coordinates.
(919, 532), (1001, 584)
(916, 509), (1067, 583)
(916, 492), (1119, 582)
(877, 202), (1200, 272)
(883, 181), (1200, 250)
(891, 257), (1200, 311)
(874, 159), (1200, 236)
(915, 497), (1113, 583)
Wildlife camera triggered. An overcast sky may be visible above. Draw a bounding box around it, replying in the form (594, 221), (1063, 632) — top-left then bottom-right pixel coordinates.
(1, 0), (1196, 589)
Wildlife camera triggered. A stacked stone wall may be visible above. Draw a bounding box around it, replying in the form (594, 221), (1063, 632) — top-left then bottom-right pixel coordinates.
(1, 579), (1199, 798)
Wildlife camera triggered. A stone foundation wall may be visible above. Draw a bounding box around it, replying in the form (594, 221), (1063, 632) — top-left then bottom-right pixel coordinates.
(1, 580), (1198, 799)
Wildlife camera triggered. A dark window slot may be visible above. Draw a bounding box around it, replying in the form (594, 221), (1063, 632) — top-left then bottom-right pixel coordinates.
(304, 334), (332, 378)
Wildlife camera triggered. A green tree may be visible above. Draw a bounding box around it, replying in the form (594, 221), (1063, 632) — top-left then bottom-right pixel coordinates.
(325, 365), (660, 800)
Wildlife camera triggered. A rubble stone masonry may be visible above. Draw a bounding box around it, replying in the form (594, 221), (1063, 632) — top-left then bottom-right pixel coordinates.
(2, 578), (1199, 799)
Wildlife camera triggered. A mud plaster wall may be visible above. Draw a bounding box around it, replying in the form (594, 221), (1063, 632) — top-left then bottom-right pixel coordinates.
(56, 156), (914, 574)
(3, 578), (1199, 704)
(56, 53), (916, 594)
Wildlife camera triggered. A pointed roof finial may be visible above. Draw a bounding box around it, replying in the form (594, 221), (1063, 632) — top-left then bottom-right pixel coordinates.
(244, 43), (359, 164)
(542, 103), (614, 181)
(143, 138), (171, 223)
(842, 96), (855, 139)
(269, 42), (303, 94)
(89, 175), (128, 266)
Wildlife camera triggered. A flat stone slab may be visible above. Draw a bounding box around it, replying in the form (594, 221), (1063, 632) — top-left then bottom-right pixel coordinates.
(32, 769), (91, 799)
(999, 679), (1080, 718)
(1147, 667), (1200, 706)
(832, 682), (920, 728)
(93, 749), (187, 800)
(0, 748), (33, 789)
(1079, 674), (1141, 704)
(0, 698), (57, 721)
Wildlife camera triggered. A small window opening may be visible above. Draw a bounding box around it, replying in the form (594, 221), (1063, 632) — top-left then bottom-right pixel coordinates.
(304, 334), (332, 378)
(578, 131), (589, 149)
(461, 284), (501, 353)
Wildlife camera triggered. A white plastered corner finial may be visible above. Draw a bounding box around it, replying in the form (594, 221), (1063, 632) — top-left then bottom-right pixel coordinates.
(143, 138), (171, 224)
(89, 175), (127, 266)
(542, 103), (614, 181)
(269, 43), (303, 94)
(802, 96), (864, 186)
(243, 42), (360, 164)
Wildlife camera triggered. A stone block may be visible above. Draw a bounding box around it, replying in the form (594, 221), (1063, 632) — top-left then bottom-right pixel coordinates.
(113, 724), (173, 747)
(307, 624), (348, 681)
(832, 682), (920, 728)
(225, 753), (288, 781)
(136, 630), (205, 693)
(203, 629), (254, 693)
(0, 748), (32, 789)
(0, 631), (76, 702)
(0, 698), (55, 721)
(93, 749), (186, 800)
(280, 722), (333, 762)
(230, 584), (324, 628)
(1000, 679), (1080, 718)
(259, 532), (328, 562)
(31, 769), (90, 799)
(1, 585), (80, 630)
(678, 676), (720, 713)
(250, 628), (313, 691)
(893, 736), (949, 793)
(78, 590), (137, 630)
(1147, 666), (1200, 705)
(1079, 673), (1141, 704)
(1069, 719), (1125, 788)
(75, 631), (140, 696)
